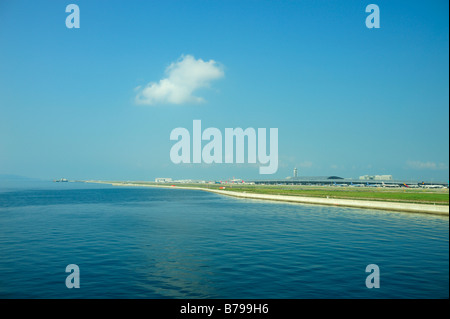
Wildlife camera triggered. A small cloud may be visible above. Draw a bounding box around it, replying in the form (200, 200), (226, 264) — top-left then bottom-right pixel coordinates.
(331, 164), (347, 170)
(135, 55), (224, 105)
(298, 161), (313, 168)
(406, 160), (449, 170)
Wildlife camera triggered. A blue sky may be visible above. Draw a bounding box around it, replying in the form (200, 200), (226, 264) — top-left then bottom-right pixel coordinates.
(0, 0), (448, 182)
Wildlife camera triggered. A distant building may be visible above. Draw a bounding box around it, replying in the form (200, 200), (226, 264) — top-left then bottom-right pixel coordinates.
(155, 178), (173, 183)
(293, 168), (298, 178)
(359, 175), (393, 181)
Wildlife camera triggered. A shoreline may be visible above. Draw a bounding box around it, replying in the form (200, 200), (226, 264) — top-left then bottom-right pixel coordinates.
(85, 181), (449, 216)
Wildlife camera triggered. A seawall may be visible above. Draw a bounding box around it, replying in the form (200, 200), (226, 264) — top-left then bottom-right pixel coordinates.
(203, 188), (449, 216)
(92, 181), (449, 216)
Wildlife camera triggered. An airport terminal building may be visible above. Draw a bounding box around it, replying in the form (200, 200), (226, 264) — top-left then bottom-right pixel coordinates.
(248, 175), (448, 188)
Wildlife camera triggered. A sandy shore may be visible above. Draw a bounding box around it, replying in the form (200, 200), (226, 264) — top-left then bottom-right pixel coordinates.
(87, 181), (449, 216)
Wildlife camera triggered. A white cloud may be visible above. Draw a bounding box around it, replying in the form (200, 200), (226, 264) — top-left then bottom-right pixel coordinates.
(406, 160), (449, 170)
(135, 55), (224, 105)
(298, 161), (313, 168)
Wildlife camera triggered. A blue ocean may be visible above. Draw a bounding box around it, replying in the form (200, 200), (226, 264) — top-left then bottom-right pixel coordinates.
(0, 181), (448, 298)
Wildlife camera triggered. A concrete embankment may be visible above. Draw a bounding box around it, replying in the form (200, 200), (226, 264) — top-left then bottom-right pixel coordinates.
(92, 181), (449, 216)
(202, 188), (449, 216)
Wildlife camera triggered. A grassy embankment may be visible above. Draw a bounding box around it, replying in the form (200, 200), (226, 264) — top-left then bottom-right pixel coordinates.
(118, 182), (449, 206)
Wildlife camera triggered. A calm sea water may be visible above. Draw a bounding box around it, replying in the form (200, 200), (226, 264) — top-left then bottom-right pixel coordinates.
(0, 181), (448, 299)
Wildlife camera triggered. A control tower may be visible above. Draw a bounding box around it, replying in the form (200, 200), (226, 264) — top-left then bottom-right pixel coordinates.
(293, 167), (298, 178)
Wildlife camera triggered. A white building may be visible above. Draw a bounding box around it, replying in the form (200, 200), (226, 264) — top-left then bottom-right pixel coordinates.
(359, 175), (393, 181)
(155, 178), (173, 183)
